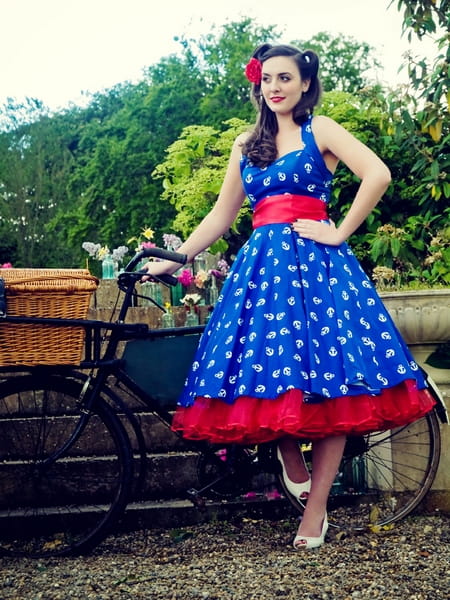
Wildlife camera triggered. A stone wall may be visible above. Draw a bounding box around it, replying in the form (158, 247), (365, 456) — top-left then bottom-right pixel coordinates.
(89, 280), (211, 327)
(409, 345), (449, 511)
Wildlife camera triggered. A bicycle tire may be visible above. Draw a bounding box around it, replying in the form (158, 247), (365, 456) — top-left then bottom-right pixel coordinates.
(0, 373), (133, 557)
(281, 408), (441, 531)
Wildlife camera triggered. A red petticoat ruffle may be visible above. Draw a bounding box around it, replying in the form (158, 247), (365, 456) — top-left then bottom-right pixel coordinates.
(171, 380), (436, 444)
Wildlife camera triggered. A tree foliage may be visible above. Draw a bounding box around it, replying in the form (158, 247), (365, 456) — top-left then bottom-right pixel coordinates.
(0, 15), (446, 278)
(295, 32), (382, 93)
(384, 0), (449, 213)
(193, 18), (281, 126)
(0, 99), (77, 266)
(152, 118), (251, 259)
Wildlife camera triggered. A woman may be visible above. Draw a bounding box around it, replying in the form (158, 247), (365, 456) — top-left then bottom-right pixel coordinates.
(144, 44), (435, 549)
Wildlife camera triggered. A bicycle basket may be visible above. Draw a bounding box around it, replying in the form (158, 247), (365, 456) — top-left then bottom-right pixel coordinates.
(0, 269), (98, 366)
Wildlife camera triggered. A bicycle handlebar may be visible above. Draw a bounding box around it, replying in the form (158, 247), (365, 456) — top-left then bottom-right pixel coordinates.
(123, 247), (188, 287)
(125, 247), (188, 271)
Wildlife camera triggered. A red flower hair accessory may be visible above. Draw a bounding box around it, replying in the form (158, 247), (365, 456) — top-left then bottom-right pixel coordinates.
(244, 57), (262, 84)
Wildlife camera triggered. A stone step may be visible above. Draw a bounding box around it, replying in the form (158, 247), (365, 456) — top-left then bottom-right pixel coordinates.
(1, 448), (279, 504)
(0, 495), (293, 546)
(137, 451), (201, 500)
(0, 404), (269, 505)
(118, 496), (291, 533)
(0, 450), (201, 503)
(0, 405), (187, 456)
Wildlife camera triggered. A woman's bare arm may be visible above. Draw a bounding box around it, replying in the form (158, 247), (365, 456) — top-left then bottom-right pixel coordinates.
(143, 135), (247, 277)
(292, 115), (391, 245)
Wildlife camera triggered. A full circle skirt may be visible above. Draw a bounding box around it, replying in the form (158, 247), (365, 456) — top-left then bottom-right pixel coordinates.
(172, 224), (436, 443)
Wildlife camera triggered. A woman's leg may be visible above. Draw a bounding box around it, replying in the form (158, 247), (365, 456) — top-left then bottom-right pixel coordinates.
(277, 436), (310, 483)
(296, 435), (346, 538)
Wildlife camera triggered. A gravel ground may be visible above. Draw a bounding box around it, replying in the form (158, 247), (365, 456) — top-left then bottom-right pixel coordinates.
(1, 514), (449, 600)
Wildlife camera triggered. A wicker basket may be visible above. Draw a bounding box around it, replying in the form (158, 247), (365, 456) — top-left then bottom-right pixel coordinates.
(0, 269), (99, 366)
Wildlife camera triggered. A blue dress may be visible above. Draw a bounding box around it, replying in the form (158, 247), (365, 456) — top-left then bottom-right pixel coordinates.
(172, 116), (435, 443)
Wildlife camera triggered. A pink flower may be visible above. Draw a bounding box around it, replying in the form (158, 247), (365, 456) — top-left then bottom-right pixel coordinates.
(141, 241), (156, 249)
(1, 263), (12, 268)
(217, 448), (227, 462)
(265, 489), (282, 501)
(178, 268), (195, 287)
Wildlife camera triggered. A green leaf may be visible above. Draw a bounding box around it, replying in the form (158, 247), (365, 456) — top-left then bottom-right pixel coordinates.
(391, 237), (401, 257)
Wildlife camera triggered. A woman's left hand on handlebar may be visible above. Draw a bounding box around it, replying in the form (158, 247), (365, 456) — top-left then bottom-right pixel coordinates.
(140, 261), (174, 282)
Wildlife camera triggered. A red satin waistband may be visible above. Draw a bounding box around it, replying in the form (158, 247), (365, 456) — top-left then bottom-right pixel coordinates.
(252, 194), (328, 229)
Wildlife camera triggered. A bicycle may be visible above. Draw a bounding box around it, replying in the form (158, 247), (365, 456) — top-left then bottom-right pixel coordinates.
(0, 247), (447, 558)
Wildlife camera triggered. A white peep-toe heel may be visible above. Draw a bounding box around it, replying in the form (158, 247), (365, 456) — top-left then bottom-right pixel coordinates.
(276, 446), (311, 506)
(293, 514), (328, 550)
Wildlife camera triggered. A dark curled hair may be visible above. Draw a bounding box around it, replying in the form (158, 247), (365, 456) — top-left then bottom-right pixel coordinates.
(242, 44), (322, 168)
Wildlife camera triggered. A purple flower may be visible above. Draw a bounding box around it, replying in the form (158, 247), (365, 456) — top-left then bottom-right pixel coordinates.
(162, 233), (183, 251)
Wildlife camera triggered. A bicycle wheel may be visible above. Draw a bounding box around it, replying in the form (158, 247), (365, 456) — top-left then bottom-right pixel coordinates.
(0, 373), (133, 557)
(329, 409), (441, 530)
(282, 409), (441, 531)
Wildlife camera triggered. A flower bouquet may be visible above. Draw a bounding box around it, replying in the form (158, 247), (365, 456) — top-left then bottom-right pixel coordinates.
(181, 292), (203, 326)
(82, 242), (129, 278)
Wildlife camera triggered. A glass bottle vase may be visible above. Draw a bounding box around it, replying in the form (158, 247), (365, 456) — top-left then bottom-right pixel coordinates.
(207, 276), (219, 305)
(161, 310), (175, 328)
(185, 308), (199, 326)
(101, 254), (115, 279)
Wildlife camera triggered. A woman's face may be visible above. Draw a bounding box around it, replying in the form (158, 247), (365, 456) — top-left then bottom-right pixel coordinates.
(260, 55), (310, 115)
